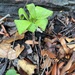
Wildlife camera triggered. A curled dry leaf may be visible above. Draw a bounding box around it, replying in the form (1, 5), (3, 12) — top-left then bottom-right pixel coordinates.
(2, 32), (24, 44)
(58, 37), (70, 54)
(51, 62), (57, 75)
(25, 40), (38, 45)
(0, 43), (24, 60)
(41, 50), (56, 59)
(65, 37), (75, 43)
(18, 59), (36, 75)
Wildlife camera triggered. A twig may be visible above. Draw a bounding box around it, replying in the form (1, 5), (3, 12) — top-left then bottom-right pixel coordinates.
(64, 26), (75, 36)
(0, 14), (10, 22)
(57, 17), (66, 27)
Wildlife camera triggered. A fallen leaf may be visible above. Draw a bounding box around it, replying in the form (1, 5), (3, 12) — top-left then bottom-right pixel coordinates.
(8, 44), (24, 60)
(44, 38), (57, 44)
(0, 43), (24, 60)
(41, 50), (56, 59)
(60, 52), (75, 75)
(18, 59), (36, 75)
(67, 63), (75, 74)
(0, 43), (11, 58)
(67, 44), (75, 51)
(2, 32), (24, 44)
(65, 37), (75, 43)
(25, 40), (38, 45)
(58, 62), (64, 69)
(58, 37), (70, 54)
(58, 62), (65, 75)
(51, 62), (57, 75)
(72, 72), (75, 75)
(41, 57), (51, 69)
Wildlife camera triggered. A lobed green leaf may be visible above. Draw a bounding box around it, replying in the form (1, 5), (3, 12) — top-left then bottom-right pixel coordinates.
(28, 23), (38, 32)
(35, 6), (53, 19)
(18, 8), (28, 20)
(26, 3), (36, 19)
(35, 19), (48, 31)
(14, 20), (31, 34)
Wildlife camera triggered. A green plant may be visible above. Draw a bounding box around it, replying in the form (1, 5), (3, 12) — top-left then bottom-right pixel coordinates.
(6, 68), (20, 75)
(14, 3), (53, 34)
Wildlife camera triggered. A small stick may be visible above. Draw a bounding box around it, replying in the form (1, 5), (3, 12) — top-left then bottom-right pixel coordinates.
(0, 14), (10, 22)
(64, 26), (75, 36)
(57, 17), (66, 27)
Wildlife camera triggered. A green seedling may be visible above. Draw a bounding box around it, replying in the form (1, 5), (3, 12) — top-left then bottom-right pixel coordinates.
(14, 3), (53, 34)
(6, 68), (20, 75)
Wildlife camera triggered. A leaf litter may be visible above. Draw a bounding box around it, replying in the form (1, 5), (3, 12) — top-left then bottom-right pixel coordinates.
(1, 3), (75, 75)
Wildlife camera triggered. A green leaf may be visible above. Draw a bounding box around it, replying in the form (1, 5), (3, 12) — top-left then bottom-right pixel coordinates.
(18, 8), (28, 20)
(14, 20), (31, 34)
(26, 3), (36, 19)
(28, 23), (38, 32)
(35, 6), (53, 19)
(35, 19), (48, 31)
(6, 69), (17, 75)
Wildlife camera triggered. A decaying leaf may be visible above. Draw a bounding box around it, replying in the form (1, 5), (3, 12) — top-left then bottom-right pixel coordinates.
(25, 40), (38, 45)
(58, 37), (70, 54)
(51, 62), (57, 75)
(41, 50), (56, 59)
(0, 43), (24, 60)
(41, 57), (51, 69)
(18, 59), (36, 75)
(2, 32), (24, 44)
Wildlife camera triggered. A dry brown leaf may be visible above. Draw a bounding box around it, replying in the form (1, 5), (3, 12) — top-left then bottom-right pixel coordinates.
(41, 50), (56, 59)
(8, 44), (24, 60)
(58, 37), (70, 54)
(67, 63), (75, 74)
(44, 38), (53, 43)
(58, 62), (64, 69)
(44, 38), (57, 44)
(0, 43), (24, 60)
(25, 40), (38, 45)
(72, 72), (75, 75)
(41, 57), (51, 69)
(0, 43), (11, 58)
(59, 47), (65, 55)
(2, 32), (24, 44)
(60, 53), (75, 75)
(65, 37), (75, 43)
(67, 44), (75, 51)
(51, 62), (57, 75)
(58, 62), (65, 75)
(18, 59), (36, 75)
